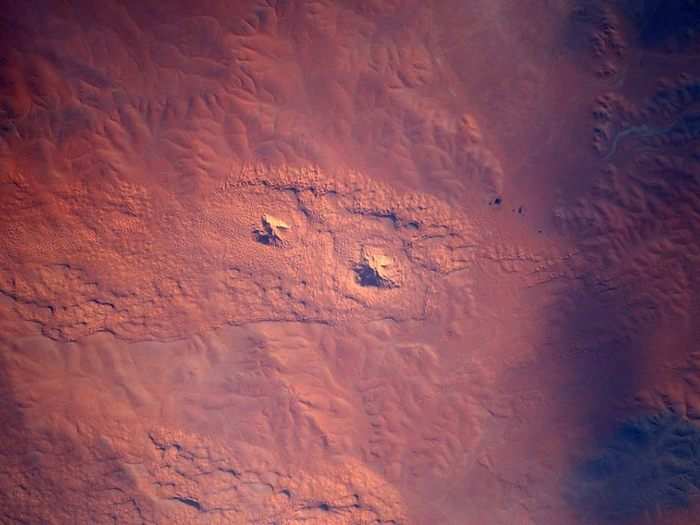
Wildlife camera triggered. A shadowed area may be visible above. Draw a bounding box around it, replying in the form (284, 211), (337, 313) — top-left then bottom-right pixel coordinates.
(620, 0), (700, 49)
(567, 412), (700, 522)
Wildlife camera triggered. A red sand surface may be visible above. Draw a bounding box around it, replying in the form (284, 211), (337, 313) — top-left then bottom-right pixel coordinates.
(1, 1), (699, 524)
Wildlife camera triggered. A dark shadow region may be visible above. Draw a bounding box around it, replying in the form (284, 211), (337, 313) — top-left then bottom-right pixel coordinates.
(618, 0), (700, 50)
(566, 411), (700, 522)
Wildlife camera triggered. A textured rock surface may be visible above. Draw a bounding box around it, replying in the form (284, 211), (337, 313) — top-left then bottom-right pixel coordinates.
(1, 1), (699, 524)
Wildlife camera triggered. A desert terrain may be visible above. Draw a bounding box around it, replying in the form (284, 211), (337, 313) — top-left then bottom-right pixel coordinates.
(1, 1), (699, 524)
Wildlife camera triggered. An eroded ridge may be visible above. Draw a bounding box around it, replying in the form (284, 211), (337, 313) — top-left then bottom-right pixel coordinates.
(0, 163), (479, 341)
(0, 415), (406, 525)
(145, 428), (406, 525)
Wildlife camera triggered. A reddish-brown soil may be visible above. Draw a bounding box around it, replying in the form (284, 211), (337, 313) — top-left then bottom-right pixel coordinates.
(1, 1), (699, 524)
